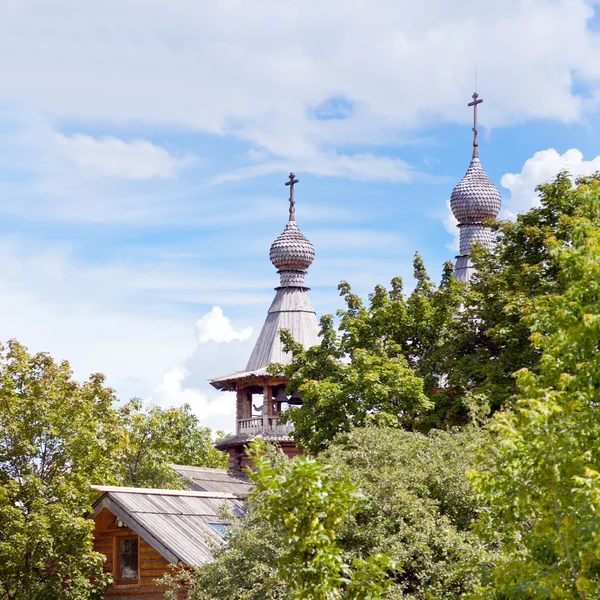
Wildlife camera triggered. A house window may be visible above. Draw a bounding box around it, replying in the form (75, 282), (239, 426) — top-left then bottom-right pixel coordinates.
(208, 522), (228, 536)
(116, 537), (139, 583)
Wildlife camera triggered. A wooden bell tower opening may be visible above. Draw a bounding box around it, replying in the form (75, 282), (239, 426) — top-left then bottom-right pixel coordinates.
(210, 372), (302, 471)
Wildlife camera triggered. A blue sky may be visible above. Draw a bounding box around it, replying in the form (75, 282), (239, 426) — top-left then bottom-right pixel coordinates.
(2, 0), (600, 430)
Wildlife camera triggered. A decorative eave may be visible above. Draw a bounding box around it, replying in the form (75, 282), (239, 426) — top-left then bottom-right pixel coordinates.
(215, 432), (295, 449)
(209, 367), (288, 392)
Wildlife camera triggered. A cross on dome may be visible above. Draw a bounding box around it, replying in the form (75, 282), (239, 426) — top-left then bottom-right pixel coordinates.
(269, 172), (314, 287)
(285, 172), (299, 222)
(468, 92), (483, 159)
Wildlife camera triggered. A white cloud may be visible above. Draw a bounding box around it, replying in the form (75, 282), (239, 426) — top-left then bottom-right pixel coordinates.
(149, 305), (257, 429)
(194, 306), (253, 344)
(212, 152), (414, 184)
(1, 0), (600, 179)
(56, 133), (195, 180)
(501, 148), (600, 217)
(0, 236), (262, 429)
(150, 365), (235, 430)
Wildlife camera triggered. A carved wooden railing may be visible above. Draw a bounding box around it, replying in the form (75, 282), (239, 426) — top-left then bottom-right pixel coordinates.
(237, 416), (294, 436)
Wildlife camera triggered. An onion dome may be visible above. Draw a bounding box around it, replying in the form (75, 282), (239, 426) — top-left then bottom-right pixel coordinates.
(450, 92), (502, 283)
(269, 172), (315, 287)
(450, 158), (502, 223)
(269, 221), (315, 272)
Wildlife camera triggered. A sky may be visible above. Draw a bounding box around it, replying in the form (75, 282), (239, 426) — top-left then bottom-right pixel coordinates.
(2, 0), (600, 432)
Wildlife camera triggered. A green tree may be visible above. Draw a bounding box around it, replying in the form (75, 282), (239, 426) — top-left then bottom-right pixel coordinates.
(165, 427), (495, 600)
(280, 254), (464, 453)
(117, 399), (227, 488)
(282, 174), (600, 454)
(0, 340), (119, 600)
(323, 427), (495, 599)
(469, 176), (600, 598)
(165, 439), (393, 600)
(248, 439), (393, 600)
(447, 172), (586, 411)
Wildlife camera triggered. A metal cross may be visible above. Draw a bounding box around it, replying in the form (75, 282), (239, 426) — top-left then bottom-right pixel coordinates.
(468, 92), (483, 158)
(285, 172), (299, 221)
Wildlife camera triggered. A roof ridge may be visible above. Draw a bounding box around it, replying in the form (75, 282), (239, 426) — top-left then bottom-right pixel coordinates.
(91, 485), (246, 498)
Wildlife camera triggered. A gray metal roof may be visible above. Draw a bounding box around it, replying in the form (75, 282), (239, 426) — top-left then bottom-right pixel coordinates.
(210, 196), (321, 389)
(91, 486), (244, 566)
(170, 465), (252, 495)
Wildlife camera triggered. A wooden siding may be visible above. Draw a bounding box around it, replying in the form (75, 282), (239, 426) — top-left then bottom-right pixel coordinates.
(226, 440), (302, 471)
(93, 508), (172, 599)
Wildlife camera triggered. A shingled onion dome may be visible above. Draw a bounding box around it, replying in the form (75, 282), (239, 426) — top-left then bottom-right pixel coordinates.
(450, 92), (502, 282)
(269, 173), (315, 288)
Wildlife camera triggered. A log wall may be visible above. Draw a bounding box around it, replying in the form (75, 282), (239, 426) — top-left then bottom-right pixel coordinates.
(93, 508), (173, 599)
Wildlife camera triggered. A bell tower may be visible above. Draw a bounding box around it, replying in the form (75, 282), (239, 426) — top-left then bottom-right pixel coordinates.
(210, 173), (320, 471)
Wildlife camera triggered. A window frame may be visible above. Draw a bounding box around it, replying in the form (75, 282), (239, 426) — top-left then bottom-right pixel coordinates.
(113, 533), (140, 586)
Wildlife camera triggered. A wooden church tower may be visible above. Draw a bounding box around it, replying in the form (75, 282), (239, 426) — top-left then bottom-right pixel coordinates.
(210, 174), (320, 471)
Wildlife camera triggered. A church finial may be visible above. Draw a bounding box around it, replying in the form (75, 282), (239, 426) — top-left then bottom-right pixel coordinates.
(468, 92), (483, 159)
(285, 172), (299, 221)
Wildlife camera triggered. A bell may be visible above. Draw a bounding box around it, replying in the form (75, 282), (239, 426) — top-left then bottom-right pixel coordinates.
(274, 387), (288, 403)
(287, 388), (303, 405)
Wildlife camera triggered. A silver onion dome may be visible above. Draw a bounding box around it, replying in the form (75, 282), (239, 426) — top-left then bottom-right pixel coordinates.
(269, 221), (315, 272)
(269, 173), (315, 287)
(450, 158), (501, 222)
(451, 92), (502, 283)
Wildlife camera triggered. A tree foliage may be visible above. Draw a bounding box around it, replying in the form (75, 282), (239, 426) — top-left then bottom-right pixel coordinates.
(469, 175), (600, 599)
(248, 439), (393, 600)
(282, 173), (600, 455)
(0, 340), (119, 600)
(165, 427), (494, 600)
(0, 340), (228, 599)
(280, 254), (465, 453)
(117, 399), (227, 488)
(447, 172), (580, 411)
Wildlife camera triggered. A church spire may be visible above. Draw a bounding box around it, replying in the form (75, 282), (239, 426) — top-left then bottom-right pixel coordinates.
(449, 92), (501, 282)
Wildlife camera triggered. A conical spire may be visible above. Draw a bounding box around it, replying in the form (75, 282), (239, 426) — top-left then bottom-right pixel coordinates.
(244, 172), (320, 371)
(450, 92), (501, 282)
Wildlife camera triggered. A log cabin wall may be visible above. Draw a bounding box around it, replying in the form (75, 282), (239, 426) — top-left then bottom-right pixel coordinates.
(93, 507), (172, 599)
(226, 440), (302, 472)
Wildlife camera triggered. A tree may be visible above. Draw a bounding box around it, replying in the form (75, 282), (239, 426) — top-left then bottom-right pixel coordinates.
(446, 172), (584, 411)
(282, 174), (600, 454)
(0, 340), (119, 600)
(248, 439), (393, 600)
(117, 399), (227, 488)
(323, 427), (496, 599)
(165, 438), (394, 600)
(0, 340), (228, 599)
(279, 254), (464, 453)
(469, 175), (600, 598)
(164, 427), (496, 600)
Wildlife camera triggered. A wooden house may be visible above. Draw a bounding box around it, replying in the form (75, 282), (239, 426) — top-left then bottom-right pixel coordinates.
(91, 473), (247, 599)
